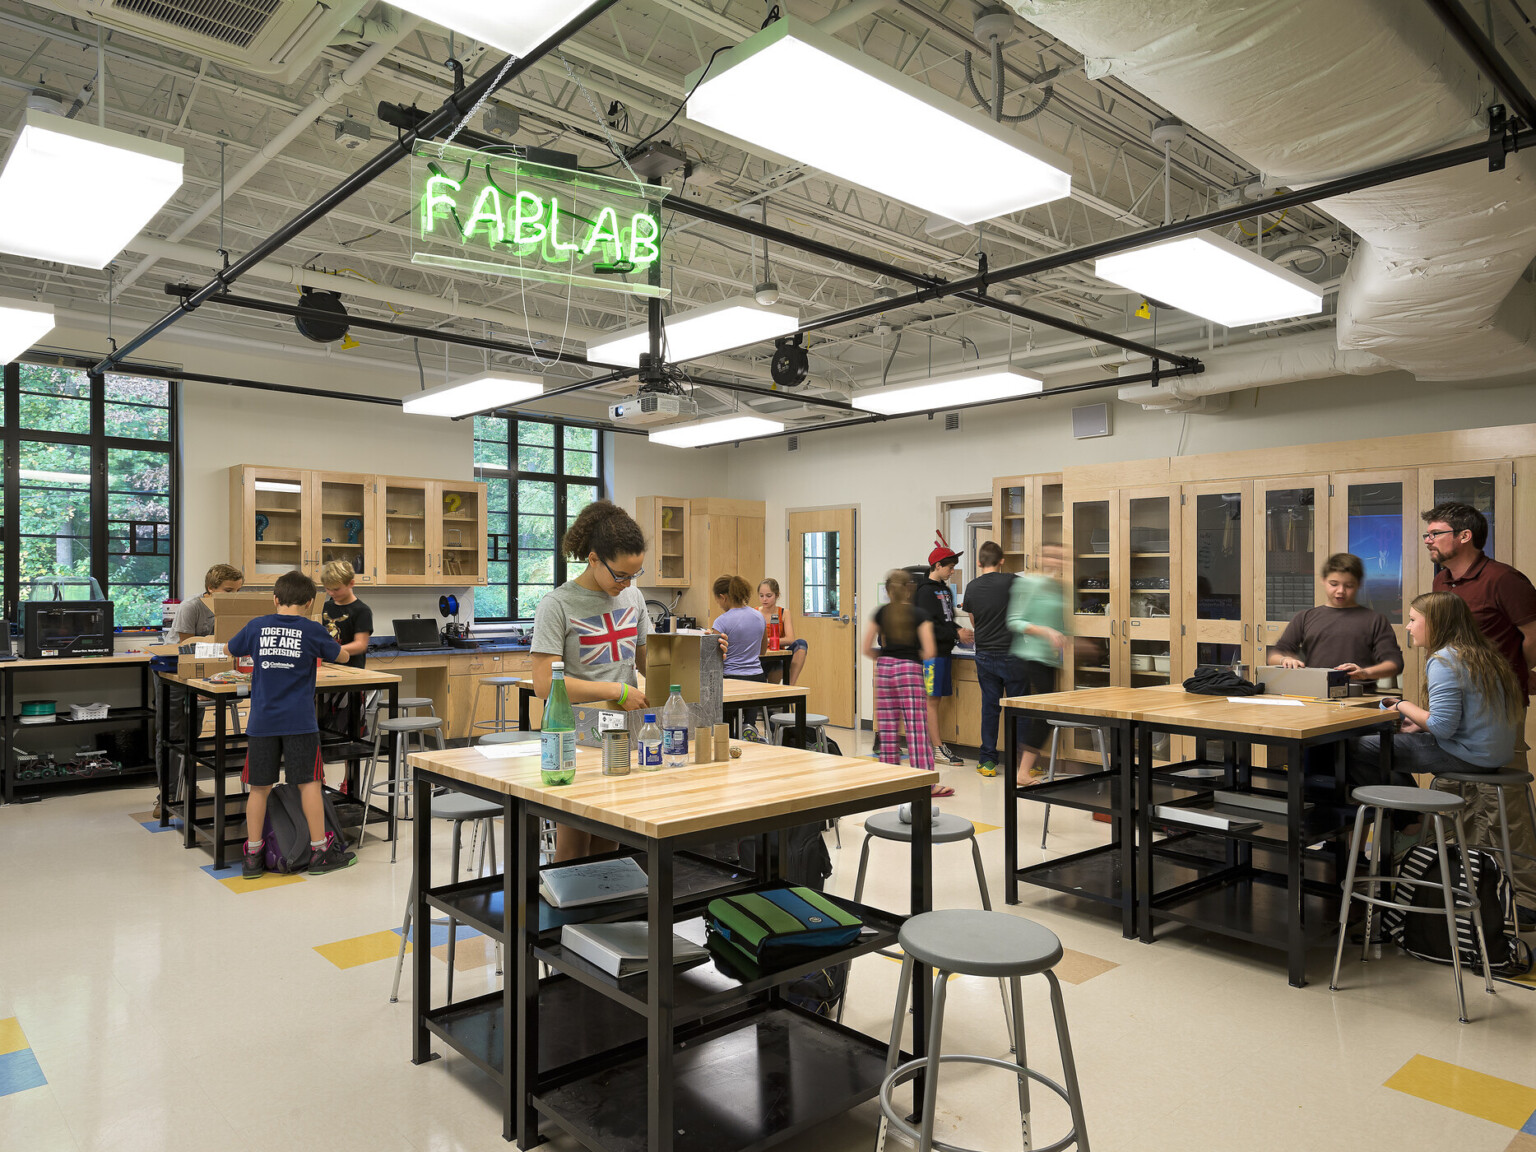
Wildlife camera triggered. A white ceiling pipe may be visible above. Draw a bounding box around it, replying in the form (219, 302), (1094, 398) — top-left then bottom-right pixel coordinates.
(1115, 330), (1393, 409)
(1010, 0), (1536, 381)
(816, 0), (894, 35)
(109, 6), (421, 301)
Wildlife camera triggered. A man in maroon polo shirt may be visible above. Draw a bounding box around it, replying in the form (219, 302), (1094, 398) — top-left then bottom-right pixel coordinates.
(1423, 501), (1536, 922)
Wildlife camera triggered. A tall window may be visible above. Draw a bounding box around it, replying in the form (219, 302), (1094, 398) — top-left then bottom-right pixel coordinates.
(4, 363), (177, 628)
(474, 416), (603, 619)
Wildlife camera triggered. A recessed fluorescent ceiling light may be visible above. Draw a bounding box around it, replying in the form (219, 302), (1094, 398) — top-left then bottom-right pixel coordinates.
(0, 110), (182, 269)
(649, 415), (784, 448)
(391, 1), (575, 55)
(588, 297), (800, 368)
(852, 366), (1043, 415)
(687, 17), (1071, 225)
(403, 373), (544, 417)
(1095, 231), (1325, 328)
(0, 298), (54, 363)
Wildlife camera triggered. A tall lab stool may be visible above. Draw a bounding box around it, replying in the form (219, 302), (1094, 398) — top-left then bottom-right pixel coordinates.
(1039, 720), (1111, 848)
(390, 790), (503, 1005)
(472, 676), (521, 736)
(768, 712), (829, 750)
(479, 730), (555, 862)
(877, 909), (1089, 1152)
(848, 810), (1012, 1049)
(358, 715), (447, 862)
(1434, 768), (1536, 903)
(1330, 784), (1496, 1023)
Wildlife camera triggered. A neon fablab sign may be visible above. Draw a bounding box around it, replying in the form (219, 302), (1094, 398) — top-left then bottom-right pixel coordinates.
(411, 144), (669, 299)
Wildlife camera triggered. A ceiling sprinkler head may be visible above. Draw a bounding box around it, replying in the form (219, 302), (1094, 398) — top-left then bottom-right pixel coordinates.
(754, 281), (781, 306)
(1001, 287), (1025, 305)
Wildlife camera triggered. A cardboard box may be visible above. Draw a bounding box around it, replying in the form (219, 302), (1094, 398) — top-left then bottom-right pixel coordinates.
(209, 592), (320, 643)
(643, 631), (723, 728)
(573, 703), (647, 749)
(150, 639), (237, 680)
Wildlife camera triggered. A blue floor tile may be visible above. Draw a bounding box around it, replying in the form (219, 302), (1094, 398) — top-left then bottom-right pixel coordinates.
(141, 819), (183, 833)
(0, 1048), (46, 1096)
(393, 923), (482, 947)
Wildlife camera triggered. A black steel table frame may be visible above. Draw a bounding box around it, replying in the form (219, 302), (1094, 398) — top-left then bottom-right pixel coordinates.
(409, 766), (935, 1150)
(1003, 702), (1135, 937)
(168, 679), (400, 869)
(1133, 718), (1394, 987)
(518, 683), (807, 745)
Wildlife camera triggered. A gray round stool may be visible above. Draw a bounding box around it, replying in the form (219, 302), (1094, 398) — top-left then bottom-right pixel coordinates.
(1331, 785), (1496, 1023)
(358, 715), (447, 862)
(472, 676), (522, 735)
(849, 811), (1013, 1049)
(1434, 769), (1536, 904)
(390, 790), (504, 1004)
(768, 712), (829, 749)
(878, 909), (1088, 1152)
(1039, 720), (1110, 848)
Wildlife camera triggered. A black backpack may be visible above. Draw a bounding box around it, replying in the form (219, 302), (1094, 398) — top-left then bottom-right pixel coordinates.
(261, 782), (350, 873)
(1382, 844), (1532, 975)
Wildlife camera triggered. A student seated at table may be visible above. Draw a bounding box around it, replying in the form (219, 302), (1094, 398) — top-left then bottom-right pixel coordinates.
(1347, 592), (1522, 834)
(714, 575), (766, 682)
(1267, 553), (1403, 683)
(758, 578), (808, 685)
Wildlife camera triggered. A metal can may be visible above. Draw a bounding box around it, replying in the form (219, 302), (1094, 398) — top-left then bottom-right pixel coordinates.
(602, 729), (631, 776)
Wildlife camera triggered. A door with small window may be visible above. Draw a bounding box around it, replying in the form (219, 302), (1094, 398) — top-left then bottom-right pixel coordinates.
(786, 506), (857, 728)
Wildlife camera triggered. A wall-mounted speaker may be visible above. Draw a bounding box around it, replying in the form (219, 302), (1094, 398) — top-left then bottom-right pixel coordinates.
(1072, 402), (1111, 439)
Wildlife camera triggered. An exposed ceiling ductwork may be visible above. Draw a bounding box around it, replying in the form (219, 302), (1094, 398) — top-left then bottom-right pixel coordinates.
(1013, 0), (1536, 381)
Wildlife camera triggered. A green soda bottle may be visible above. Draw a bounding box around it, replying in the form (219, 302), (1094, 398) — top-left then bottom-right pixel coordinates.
(541, 661), (577, 785)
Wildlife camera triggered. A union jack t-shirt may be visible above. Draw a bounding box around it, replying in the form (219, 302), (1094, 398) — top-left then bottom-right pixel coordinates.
(530, 581), (649, 686)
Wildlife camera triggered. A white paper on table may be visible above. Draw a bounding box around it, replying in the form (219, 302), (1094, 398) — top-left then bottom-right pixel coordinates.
(1229, 696), (1304, 706)
(476, 741), (542, 759)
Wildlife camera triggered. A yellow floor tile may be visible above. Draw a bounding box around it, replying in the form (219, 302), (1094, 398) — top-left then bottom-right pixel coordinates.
(217, 873), (307, 894)
(1385, 1054), (1536, 1129)
(970, 821), (999, 835)
(432, 935), (496, 972)
(314, 930), (410, 970)
(1053, 949), (1119, 985)
(0, 1016), (27, 1057)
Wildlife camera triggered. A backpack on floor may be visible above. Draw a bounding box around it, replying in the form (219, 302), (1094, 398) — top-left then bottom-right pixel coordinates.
(262, 782), (349, 873)
(778, 725), (833, 755)
(1382, 843), (1532, 976)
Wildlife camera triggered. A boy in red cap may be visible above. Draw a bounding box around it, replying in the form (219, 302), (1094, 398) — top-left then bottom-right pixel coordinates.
(914, 533), (973, 766)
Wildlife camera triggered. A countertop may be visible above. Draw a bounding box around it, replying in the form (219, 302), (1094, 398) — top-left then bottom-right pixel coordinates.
(366, 637), (531, 657)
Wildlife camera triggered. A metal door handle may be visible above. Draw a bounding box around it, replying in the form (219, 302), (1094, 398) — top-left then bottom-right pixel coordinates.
(1110, 620), (1116, 636)
(838, 614), (850, 624)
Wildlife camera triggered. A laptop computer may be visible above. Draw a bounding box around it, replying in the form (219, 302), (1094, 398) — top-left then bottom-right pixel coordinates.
(393, 618), (441, 651)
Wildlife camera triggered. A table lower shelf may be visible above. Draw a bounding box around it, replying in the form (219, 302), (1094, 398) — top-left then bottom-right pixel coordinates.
(1148, 865), (1342, 949)
(1015, 841), (1229, 908)
(535, 1004), (893, 1152)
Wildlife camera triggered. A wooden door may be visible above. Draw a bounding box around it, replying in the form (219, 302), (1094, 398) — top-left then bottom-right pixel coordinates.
(786, 507), (857, 729)
(736, 516), (765, 596)
(377, 478), (432, 584)
(1252, 475), (1330, 670)
(311, 471), (376, 585)
(1181, 481), (1254, 675)
(231, 465), (312, 585)
(436, 480), (489, 585)
(1330, 469), (1418, 695)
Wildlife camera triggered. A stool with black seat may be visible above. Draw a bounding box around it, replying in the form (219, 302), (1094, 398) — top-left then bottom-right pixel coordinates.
(357, 715), (446, 862)
(1433, 768), (1536, 909)
(846, 810), (1012, 1049)
(877, 909), (1089, 1152)
(471, 676), (521, 736)
(389, 788), (503, 1005)
(1330, 784), (1496, 1023)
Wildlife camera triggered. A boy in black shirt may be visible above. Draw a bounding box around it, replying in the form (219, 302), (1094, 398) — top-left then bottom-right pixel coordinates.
(961, 540), (1022, 777)
(321, 560), (374, 750)
(914, 540), (974, 766)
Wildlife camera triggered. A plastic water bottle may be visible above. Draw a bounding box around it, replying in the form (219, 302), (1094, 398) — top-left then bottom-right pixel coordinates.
(540, 662), (576, 785)
(662, 684), (689, 767)
(637, 713), (663, 772)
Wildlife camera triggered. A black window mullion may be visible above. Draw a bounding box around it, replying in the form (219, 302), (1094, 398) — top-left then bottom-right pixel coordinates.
(3, 362), (16, 621)
(88, 372), (109, 601)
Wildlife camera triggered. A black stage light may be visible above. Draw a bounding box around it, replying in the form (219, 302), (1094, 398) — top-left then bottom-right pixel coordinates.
(295, 288), (350, 343)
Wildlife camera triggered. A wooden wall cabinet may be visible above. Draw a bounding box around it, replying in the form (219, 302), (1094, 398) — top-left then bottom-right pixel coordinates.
(635, 497), (692, 587)
(678, 498), (766, 624)
(232, 466), (486, 587)
(991, 474), (1063, 573)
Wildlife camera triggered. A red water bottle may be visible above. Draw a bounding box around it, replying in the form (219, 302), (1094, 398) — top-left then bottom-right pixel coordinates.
(768, 617), (782, 651)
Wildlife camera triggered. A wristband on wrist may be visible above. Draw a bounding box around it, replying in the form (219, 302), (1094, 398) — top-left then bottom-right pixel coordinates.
(618, 683), (630, 706)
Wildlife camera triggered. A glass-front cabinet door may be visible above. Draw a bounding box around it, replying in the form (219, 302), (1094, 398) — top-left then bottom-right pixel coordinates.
(1120, 489), (1180, 690)
(435, 480), (488, 585)
(1418, 462), (1513, 590)
(312, 472), (375, 585)
(1181, 482), (1252, 676)
(1065, 490), (1115, 693)
(993, 475), (1032, 573)
(378, 479), (431, 584)
(234, 466), (312, 586)
(1253, 477), (1329, 670)
(1330, 469), (1417, 694)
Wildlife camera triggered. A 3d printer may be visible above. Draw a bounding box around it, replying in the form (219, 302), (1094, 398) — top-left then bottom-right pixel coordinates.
(22, 576), (114, 660)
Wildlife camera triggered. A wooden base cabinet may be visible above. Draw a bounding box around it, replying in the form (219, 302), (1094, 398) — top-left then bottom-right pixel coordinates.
(934, 658), (982, 750)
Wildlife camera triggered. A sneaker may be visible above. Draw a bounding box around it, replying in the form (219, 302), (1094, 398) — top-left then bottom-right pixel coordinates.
(976, 761), (998, 778)
(308, 838), (357, 875)
(935, 744), (964, 766)
(242, 846), (265, 880)
(151, 797), (162, 820)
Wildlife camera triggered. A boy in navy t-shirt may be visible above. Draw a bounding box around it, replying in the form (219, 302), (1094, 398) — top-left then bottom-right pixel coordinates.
(228, 570), (355, 879)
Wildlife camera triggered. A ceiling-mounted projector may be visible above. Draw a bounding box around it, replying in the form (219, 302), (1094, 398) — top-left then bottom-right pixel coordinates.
(609, 394), (699, 425)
